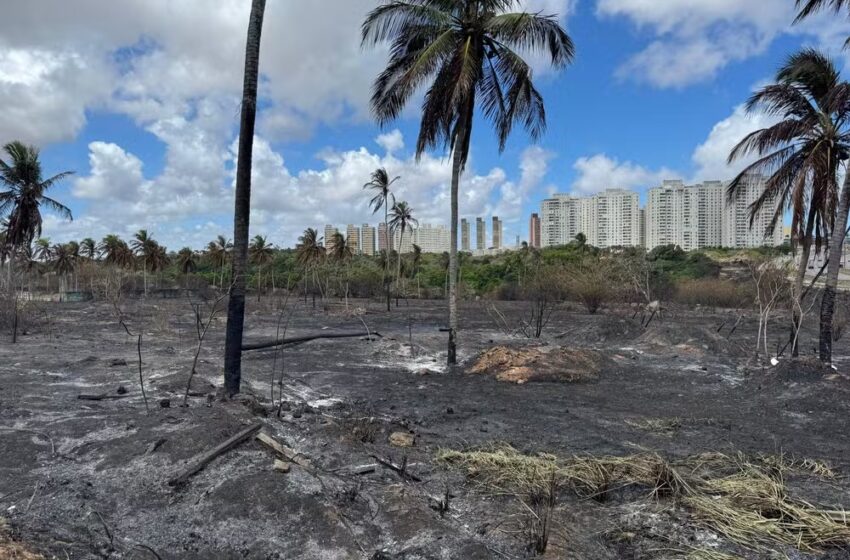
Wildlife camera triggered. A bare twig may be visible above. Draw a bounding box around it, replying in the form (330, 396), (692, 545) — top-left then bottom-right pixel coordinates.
(183, 293), (226, 406)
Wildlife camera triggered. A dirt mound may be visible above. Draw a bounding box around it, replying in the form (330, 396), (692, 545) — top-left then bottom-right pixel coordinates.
(637, 323), (743, 357)
(468, 346), (609, 384)
(768, 357), (836, 383)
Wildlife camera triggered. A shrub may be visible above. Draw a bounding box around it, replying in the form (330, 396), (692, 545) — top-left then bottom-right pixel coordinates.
(674, 278), (752, 308)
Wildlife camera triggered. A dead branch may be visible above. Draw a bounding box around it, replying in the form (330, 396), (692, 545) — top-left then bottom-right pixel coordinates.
(167, 422), (263, 486)
(255, 431), (312, 468)
(242, 331), (382, 352)
(77, 393), (133, 401)
(183, 293), (226, 406)
(371, 454), (421, 482)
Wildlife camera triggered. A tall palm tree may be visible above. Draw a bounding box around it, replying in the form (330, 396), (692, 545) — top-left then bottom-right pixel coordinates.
(249, 234), (274, 297)
(329, 231), (354, 307)
(362, 0), (574, 364)
(295, 228), (326, 307)
(224, 0), (268, 396)
(80, 238), (97, 260)
(364, 167), (399, 311)
(52, 243), (75, 294)
(206, 235), (232, 289)
(0, 141), (73, 290)
(388, 200), (418, 301)
(727, 49), (849, 356)
(177, 247), (197, 287)
(131, 229), (157, 296)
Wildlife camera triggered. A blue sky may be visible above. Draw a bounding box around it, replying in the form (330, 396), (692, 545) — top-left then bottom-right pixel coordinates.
(3, 0), (850, 249)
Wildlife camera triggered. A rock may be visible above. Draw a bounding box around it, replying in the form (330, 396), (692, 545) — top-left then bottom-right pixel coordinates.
(446, 407), (454, 415)
(159, 398), (171, 408)
(273, 459), (291, 473)
(109, 358), (127, 367)
(116, 386), (128, 395)
(389, 431), (415, 448)
(292, 407), (303, 419)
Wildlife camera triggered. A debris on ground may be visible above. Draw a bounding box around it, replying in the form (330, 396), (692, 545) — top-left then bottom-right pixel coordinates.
(388, 431), (415, 448)
(468, 346), (609, 384)
(767, 357), (837, 383)
(0, 519), (44, 560)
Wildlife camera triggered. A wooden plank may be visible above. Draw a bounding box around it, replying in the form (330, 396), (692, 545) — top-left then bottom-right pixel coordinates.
(167, 422), (263, 486)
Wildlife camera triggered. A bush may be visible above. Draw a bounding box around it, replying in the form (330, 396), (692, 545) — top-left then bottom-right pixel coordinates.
(563, 259), (620, 314)
(673, 278), (752, 308)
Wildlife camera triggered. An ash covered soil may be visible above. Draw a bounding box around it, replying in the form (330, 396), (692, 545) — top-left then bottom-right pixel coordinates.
(2, 297), (850, 559)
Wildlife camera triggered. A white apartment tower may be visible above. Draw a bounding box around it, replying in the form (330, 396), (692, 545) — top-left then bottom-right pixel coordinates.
(346, 224), (361, 254)
(646, 180), (724, 251)
(361, 224), (376, 256)
(492, 216), (503, 249)
(722, 175), (784, 248)
(540, 189), (639, 248)
(323, 224), (338, 250)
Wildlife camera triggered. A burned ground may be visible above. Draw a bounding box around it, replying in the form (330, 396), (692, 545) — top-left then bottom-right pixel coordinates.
(1, 297), (850, 559)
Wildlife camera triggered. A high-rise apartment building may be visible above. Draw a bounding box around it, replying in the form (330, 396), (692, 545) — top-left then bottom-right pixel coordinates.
(324, 225), (338, 250)
(391, 224), (450, 254)
(492, 216), (503, 249)
(722, 175), (784, 248)
(461, 219), (470, 251)
(540, 189), (639, 248)
(645, 180), (724, 251)
(476, 217), (486, 251)
(529, 213), (541, 248)
(361, 224), (376, 256)
(377, 223), (389, 253)
(346, 224), (360, 254)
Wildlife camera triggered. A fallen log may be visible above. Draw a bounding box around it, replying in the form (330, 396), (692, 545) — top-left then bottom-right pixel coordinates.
(256, 431), (312, 468)
(242, 331), (381, 352)
(167, 422), (262, 486)
(77, 393), (133, 401)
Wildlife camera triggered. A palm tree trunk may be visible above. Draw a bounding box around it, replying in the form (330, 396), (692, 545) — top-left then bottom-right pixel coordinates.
(819, 170), (850, 363)
(385, 206), (391, 312)
(223, 0), (266, 397)
(447, 105), (472, 366)
(396, 228), (403, 306)
(790, 210), (816, 357)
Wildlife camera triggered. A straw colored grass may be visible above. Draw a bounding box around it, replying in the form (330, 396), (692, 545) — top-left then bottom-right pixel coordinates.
(436, 445), (848, 554)
(0, 519), (45, 560)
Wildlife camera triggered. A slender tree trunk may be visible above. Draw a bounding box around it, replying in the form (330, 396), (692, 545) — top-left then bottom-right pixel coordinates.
(820, 170), (850, 363)
(396, 228), (404, 306)
(223, 0), (266, 396)
(447, 104), (472, 366)
(791, 211), (816, 357)
(385, 207), (391, 312)
(143, 259), (147, 297)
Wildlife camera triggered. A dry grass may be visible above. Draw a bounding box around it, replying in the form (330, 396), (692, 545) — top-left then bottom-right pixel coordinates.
(436, 446), (848, 554)
(0, 519), (45, 560)
(685, 549), (745, 560)
(625, 417), (683, 435)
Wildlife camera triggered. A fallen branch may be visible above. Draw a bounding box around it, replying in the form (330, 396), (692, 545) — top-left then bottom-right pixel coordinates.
(255, 431), (312, 468)
(77, 393), (133, 401)
(167, 422), (263, 486)
(242, 331), (381, 352)
(371, 454), (421, 482)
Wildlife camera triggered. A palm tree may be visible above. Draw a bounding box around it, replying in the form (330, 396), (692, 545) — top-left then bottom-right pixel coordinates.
(295, 228), (326, 308)
(362, 0), (574, 364)
(728, 50), (849, 356)
(224, 0), (268, 396)
(364, 167), (399, 311)
(249, 234), (274, 297)
(388, 200), (418, 302)
(81, 238), (97, 261)
(0, 141), (73, 290)
(177, 247), (196, 287)
(329, 231), (354, 307)
(795, 1), (850, 47)
(131, 229), (157, 296)
(206, 235), (232, 289)
(52, 243), (75, 294)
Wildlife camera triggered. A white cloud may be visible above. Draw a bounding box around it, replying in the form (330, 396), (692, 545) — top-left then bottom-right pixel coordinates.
(375, 130), (405, 154)
(597, 0), (850, 88)
(571, 154), (679, 194)
(691, 104), (780, 181)
(73, 142), (148, 200)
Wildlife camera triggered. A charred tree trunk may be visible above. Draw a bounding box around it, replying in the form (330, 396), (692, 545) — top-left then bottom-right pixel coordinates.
(223, 0), (266, 396)
(820, 171), (850, 363)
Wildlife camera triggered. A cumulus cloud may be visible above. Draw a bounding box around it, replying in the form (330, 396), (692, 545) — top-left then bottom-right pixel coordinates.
(597, 0), (850, 88)
(375, 130), (405, 154)
(691, 104), (780, 181)
(571, 154), (679, 194)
